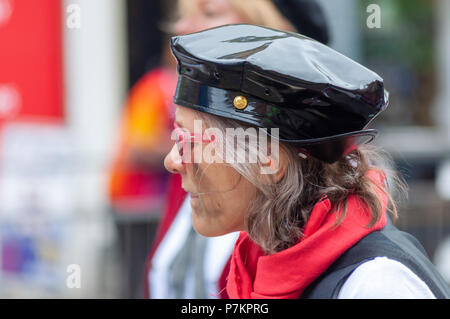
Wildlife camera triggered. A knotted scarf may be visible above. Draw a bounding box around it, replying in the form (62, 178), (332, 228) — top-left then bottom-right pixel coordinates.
(226, 171), (388, 299)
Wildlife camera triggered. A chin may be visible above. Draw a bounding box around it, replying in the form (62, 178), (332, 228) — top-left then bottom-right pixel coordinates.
(192, 214), (229, 237)
(192, 221), (221, 237)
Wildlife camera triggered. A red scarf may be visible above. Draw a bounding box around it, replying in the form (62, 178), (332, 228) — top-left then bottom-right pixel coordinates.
(226, 171), (388, 299)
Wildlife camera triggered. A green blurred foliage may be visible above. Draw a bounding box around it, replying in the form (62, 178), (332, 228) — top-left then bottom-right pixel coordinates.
(360, 0), (435, 72)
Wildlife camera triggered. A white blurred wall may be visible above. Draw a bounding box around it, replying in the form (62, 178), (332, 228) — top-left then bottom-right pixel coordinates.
(63, 0), (128, 298)
(316, 0), (362, 61)
(433, 0), (450, 137)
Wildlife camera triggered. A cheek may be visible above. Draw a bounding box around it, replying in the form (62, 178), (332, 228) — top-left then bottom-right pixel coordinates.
(192, 170), (255, 237)
(195, 163), (240, 194)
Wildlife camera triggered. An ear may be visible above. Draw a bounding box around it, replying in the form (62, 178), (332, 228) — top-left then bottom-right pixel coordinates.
(260, 146), (289, 183)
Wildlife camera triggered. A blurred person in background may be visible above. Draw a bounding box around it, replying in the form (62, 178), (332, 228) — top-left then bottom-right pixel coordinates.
(144, 0), (329, 299)
(107, 3), (178, 298)
(108, 58), (176, 213)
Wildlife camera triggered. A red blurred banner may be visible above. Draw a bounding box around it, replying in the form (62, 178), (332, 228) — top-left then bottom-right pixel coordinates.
(0, 0), (64, 124)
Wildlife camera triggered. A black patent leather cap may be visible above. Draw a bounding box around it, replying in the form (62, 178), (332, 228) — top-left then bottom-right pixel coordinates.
(170, 24), (388, 163)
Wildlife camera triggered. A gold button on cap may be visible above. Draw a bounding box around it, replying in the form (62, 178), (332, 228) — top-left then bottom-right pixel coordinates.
(233, 95), (248, 110)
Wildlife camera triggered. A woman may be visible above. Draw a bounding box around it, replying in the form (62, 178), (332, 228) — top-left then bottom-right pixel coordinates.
(164, 24), (450, 298)
(146, 0), (329, 299)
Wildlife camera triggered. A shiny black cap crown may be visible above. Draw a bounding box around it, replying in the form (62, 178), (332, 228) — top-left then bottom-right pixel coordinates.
(171, 24), (388, 163)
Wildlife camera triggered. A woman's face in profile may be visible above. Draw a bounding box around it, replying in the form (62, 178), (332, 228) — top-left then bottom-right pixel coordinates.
(173, 0), (246, 35)
(164, 106), (256, 237)
(166, 1), (254, 236)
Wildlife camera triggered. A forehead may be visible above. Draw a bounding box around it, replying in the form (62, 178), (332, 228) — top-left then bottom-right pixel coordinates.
(175, 105), (197, 128)
(175, 105), (188, 119)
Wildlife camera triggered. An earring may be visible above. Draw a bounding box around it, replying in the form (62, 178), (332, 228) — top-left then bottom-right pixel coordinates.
(298, 152), (308, 159)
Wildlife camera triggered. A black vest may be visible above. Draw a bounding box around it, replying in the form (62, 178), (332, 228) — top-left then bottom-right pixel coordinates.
(301, 219), (450, 299)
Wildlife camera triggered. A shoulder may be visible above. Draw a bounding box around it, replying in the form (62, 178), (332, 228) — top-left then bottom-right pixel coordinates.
(337, 256), (436, 299)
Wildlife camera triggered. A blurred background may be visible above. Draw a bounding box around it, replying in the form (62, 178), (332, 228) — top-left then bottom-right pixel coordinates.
(0, 0), (449, 298)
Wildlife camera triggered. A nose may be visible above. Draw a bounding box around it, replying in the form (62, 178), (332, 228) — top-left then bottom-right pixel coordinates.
(164, 143), (185, 174)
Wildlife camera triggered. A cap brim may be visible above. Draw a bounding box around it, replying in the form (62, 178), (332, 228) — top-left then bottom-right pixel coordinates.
(265, 129), (378, 163)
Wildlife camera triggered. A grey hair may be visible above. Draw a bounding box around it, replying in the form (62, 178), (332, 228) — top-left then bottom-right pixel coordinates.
(195, 110), (407, 254)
